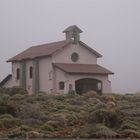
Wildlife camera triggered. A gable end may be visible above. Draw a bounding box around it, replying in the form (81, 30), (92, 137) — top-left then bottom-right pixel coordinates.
(79, 41), (102, 58)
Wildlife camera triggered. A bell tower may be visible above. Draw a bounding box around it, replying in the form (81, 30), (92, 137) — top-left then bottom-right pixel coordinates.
(63, 25), (83, 44)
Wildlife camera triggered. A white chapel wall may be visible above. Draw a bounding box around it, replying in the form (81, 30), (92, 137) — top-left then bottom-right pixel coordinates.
(39, 56), (53, 93)
(12, 62), (20, 87)
(52, 43), (98, 64)
(25, 60), (33, 94)
(54, 67), (112, 94)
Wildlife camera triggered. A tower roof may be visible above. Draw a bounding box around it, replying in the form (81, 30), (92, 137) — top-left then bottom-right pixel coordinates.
(63, 25), (83, 33)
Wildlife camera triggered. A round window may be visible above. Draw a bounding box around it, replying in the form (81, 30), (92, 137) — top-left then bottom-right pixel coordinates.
(71, 52), (79, 62)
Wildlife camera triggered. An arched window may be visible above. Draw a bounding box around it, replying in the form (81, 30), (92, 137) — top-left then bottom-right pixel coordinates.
(16, 68), (20, 80)
(29, 66), (33, 79)
(59, 81), (65, 90)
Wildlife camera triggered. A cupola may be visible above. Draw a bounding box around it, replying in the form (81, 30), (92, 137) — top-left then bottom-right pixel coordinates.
(63, 25), (83, 44)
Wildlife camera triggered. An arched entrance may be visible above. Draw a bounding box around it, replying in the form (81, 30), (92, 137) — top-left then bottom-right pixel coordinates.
(75, 78), (102, 95)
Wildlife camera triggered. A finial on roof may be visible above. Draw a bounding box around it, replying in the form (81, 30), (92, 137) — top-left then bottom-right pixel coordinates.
(63, 25), (83, 44)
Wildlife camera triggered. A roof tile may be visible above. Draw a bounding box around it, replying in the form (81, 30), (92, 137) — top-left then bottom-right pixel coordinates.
(53, 63), (114, 74)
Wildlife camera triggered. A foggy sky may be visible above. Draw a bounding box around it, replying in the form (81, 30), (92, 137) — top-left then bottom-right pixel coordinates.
(0, 0), (140, 93)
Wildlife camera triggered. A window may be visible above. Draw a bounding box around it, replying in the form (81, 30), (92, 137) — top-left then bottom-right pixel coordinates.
(29, 66), (33, 79)
(59, 81), (65, 90)
(16, 68), (20, 80)
(71, 52), (79, 62)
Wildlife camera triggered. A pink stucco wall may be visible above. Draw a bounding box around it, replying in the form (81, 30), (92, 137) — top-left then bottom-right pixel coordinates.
(25, 60), (33, 94)
(11, 62), (20, 87)
(54, 67), (112, 94)
(4, 42), (112, 94)
(39, 56), (53, 93)
(51, 43), (112, 93)
(52, 43), (97, 64)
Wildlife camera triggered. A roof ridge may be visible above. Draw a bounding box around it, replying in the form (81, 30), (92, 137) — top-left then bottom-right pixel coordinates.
(79, 41), (102, 58)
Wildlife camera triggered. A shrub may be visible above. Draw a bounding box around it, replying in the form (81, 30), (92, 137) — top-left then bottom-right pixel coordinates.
(88, 102), (106, 112)
(18, 103), (47, 121)
(56, 104), (66, 110)
(1, 88), (28, 96)
(120, 129), (140, 138)
(49, 113), (67, 128)
(92, 124), (118, 138)
(8, 125), (32, 138)
(83, 90), (100, 99)
(66, 112), (79, 126)
(103, 94), (116, 102)
(20, 124), (32, 131)
(0, 89), (140, 138)
(0, 94), (10, 101)
(66, 105), (81, 113)
(54, 94), (65, 101)
(27, 93), (53, 102)
(23, 118), (43, 126)
(11, 94), (27, 100)
(0, 117), (21, 129)
(0, 101), (18, 116)
(8, 127), (26, 138)
(26, 131), (44, 138)
(0, 114), (13, 119)
(89, 108), (120, 128)
(78, 125), (93, 138)
(119, 120), (140, 131)
(66, 92), (78, 98)
(40, 121), (58, 132)
(67, 98), (84, 106)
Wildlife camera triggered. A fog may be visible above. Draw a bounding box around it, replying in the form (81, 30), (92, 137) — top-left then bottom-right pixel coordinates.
(0, 0), (140, 93)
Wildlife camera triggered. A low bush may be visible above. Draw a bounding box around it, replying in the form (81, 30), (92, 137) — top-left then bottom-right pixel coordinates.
(89, 108), (120, 128)
(0, 101), (18, 116)
(49, 113), (67, 128)
(83, 90), (100, 99)
(66, 112), (79, 126)
(119, 120), (140, 131)
(120, 129), (140, 138)
(26, 131), (44, 138)
(0, 117), (21, 129)
(0, 88), (28, 96)
(8, 127), (26, 138)
(92, 124), (118, 138)
(0, 114), (13, 119)
(40, 121), (56, 132)
(0, 88), (140, 138)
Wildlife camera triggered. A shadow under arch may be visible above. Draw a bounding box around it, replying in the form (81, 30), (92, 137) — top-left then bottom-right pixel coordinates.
(75, 78), (102, 95)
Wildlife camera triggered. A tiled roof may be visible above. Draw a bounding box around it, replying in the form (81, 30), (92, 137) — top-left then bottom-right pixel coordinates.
(63, 25), (83, 33)
(7, 40), (69, 62)
(53, 63), (114, 74)
(7, 40), (102, 62)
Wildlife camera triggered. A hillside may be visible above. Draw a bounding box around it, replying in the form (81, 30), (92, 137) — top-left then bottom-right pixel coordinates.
(0, 88), (140, 138)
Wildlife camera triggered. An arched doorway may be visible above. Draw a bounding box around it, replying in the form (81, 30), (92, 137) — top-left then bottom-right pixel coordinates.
(75, 78), (102, 95)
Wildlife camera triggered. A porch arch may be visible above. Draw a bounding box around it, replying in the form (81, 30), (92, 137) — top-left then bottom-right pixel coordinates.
(75, 78), (102, 95)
